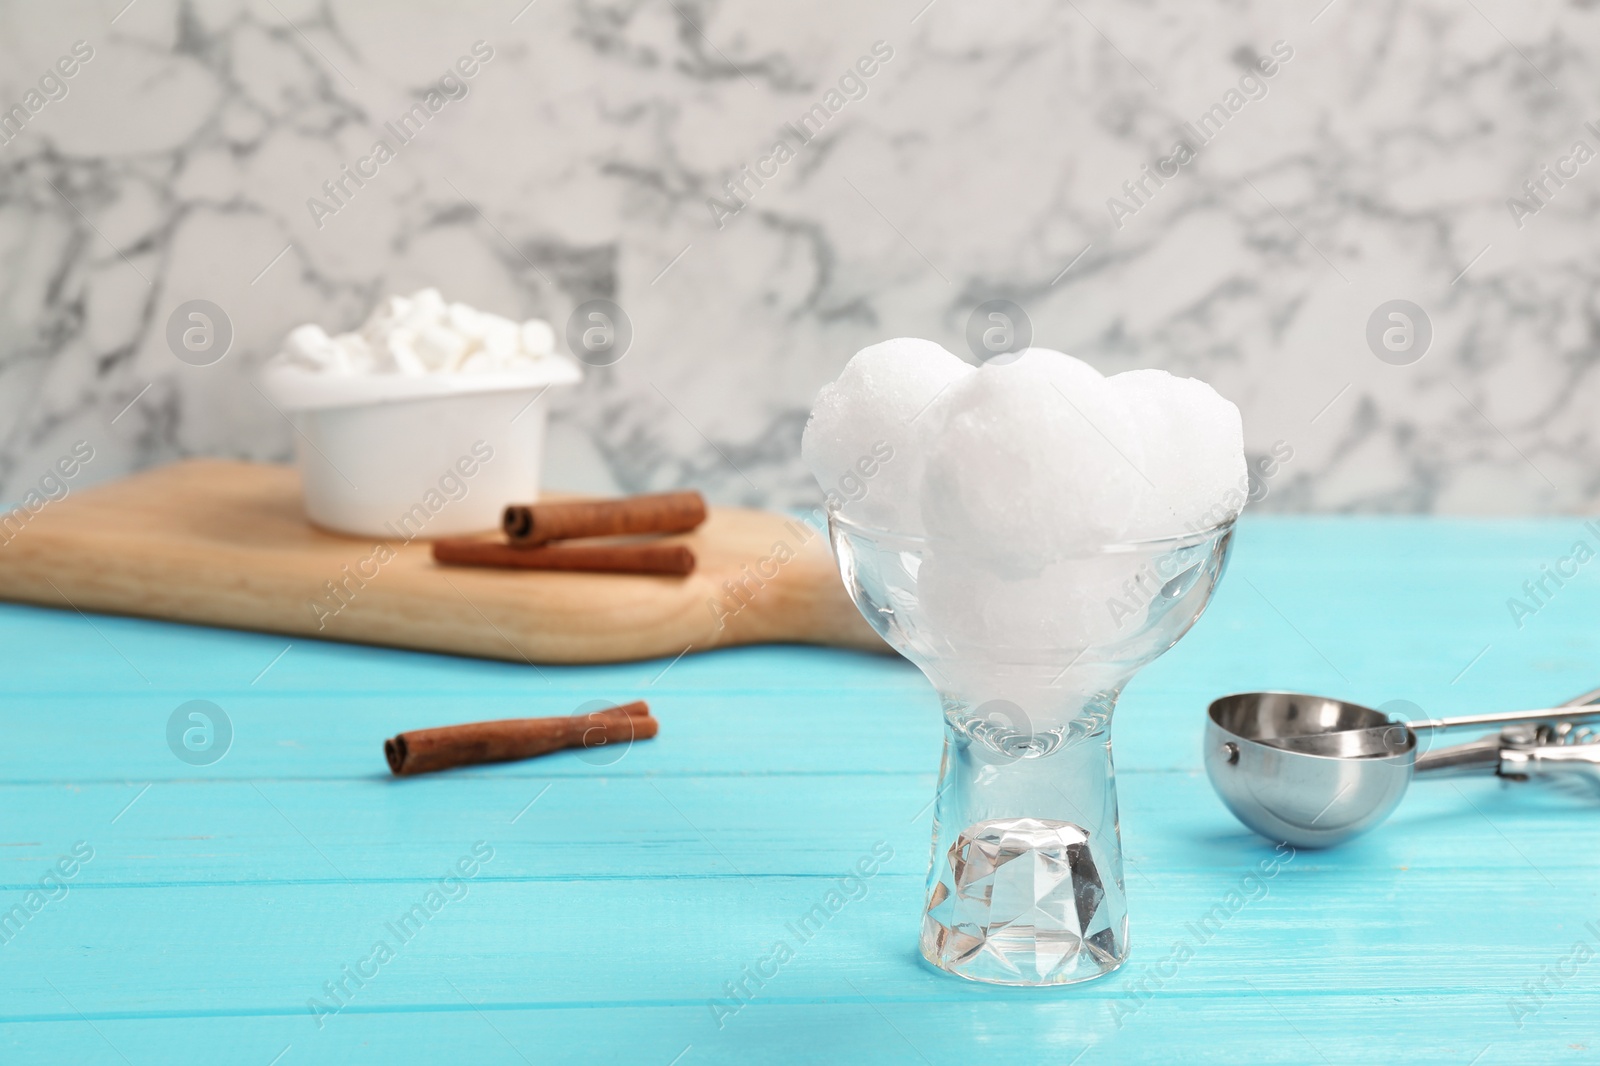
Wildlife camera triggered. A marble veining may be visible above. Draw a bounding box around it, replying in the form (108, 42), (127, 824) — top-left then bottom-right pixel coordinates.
(1, 0), (1597, 515)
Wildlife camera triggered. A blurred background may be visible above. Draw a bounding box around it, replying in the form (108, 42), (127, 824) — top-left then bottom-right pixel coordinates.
(1, 0), (1594, 514)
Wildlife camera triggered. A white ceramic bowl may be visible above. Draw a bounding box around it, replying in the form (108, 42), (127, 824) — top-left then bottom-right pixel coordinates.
(259, 360), (582, 538)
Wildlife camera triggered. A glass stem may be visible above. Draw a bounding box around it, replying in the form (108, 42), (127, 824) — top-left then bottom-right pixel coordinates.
(920, 700), (1128, 985)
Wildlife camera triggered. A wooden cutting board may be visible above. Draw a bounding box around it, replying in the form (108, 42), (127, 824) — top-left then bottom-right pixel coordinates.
(0, 460), (884, 664)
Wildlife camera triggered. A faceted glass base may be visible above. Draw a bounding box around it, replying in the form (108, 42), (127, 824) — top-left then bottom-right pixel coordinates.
(921, 816), (1127, 985)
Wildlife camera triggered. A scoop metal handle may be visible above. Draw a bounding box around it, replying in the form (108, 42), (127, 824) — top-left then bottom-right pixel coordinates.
(1413, 685), (1600, 777)
(1412, 734), (1502, 777)
(1499, 744), (1600, 780)
(1416, 738), (1600, 780)
(1409, 703), (1600, 733)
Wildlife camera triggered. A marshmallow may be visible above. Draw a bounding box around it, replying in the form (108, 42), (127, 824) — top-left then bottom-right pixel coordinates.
(275, 290), (567, 377)
(521, 320), (556, 356)
(414, 325), (467, 372)
(283, 324), (338, 369)
(480, 314), (521, 361)
(381, 331), (426, 376)
(447, 302), (482, 338)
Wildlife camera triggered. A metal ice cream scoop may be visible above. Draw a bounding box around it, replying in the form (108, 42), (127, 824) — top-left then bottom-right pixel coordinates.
(1204, 687), (1600, 848)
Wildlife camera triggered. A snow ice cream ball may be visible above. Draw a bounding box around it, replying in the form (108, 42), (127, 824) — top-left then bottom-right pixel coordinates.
(919, 357), (1149, 571)
(1108, 369), (1245, 538)
(916, 549), (1138, 659)
(1004, 346), (1105, 393)
(801, 337), (972, 531)
(914, 549), (1004, 653)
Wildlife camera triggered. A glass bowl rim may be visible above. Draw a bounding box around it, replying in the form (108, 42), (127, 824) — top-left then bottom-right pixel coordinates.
(826, 504), (1237, 555)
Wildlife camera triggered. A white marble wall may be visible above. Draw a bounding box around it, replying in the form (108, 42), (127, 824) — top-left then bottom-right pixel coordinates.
(1, 0), (1596, 514)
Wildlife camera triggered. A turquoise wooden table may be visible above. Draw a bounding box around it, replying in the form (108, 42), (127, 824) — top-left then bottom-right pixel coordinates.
(3, 517), (1598, 1064)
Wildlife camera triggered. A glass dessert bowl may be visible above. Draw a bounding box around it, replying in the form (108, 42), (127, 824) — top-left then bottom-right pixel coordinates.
(829, 508), (1235, 986)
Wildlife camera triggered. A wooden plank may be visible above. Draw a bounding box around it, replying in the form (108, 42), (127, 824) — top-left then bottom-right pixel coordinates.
(0, 460), (883, 664)
(1, 516), (1598, 1063)
(4, 999), (1597, 1066)
(1, 766), (1596, 886)
(0, 870), (1593, 1024)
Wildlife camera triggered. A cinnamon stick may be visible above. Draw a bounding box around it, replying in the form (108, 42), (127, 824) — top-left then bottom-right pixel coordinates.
(433, 538), (695, 576)
(385, 700), (656, 776)
(503, 491), (707, 546)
